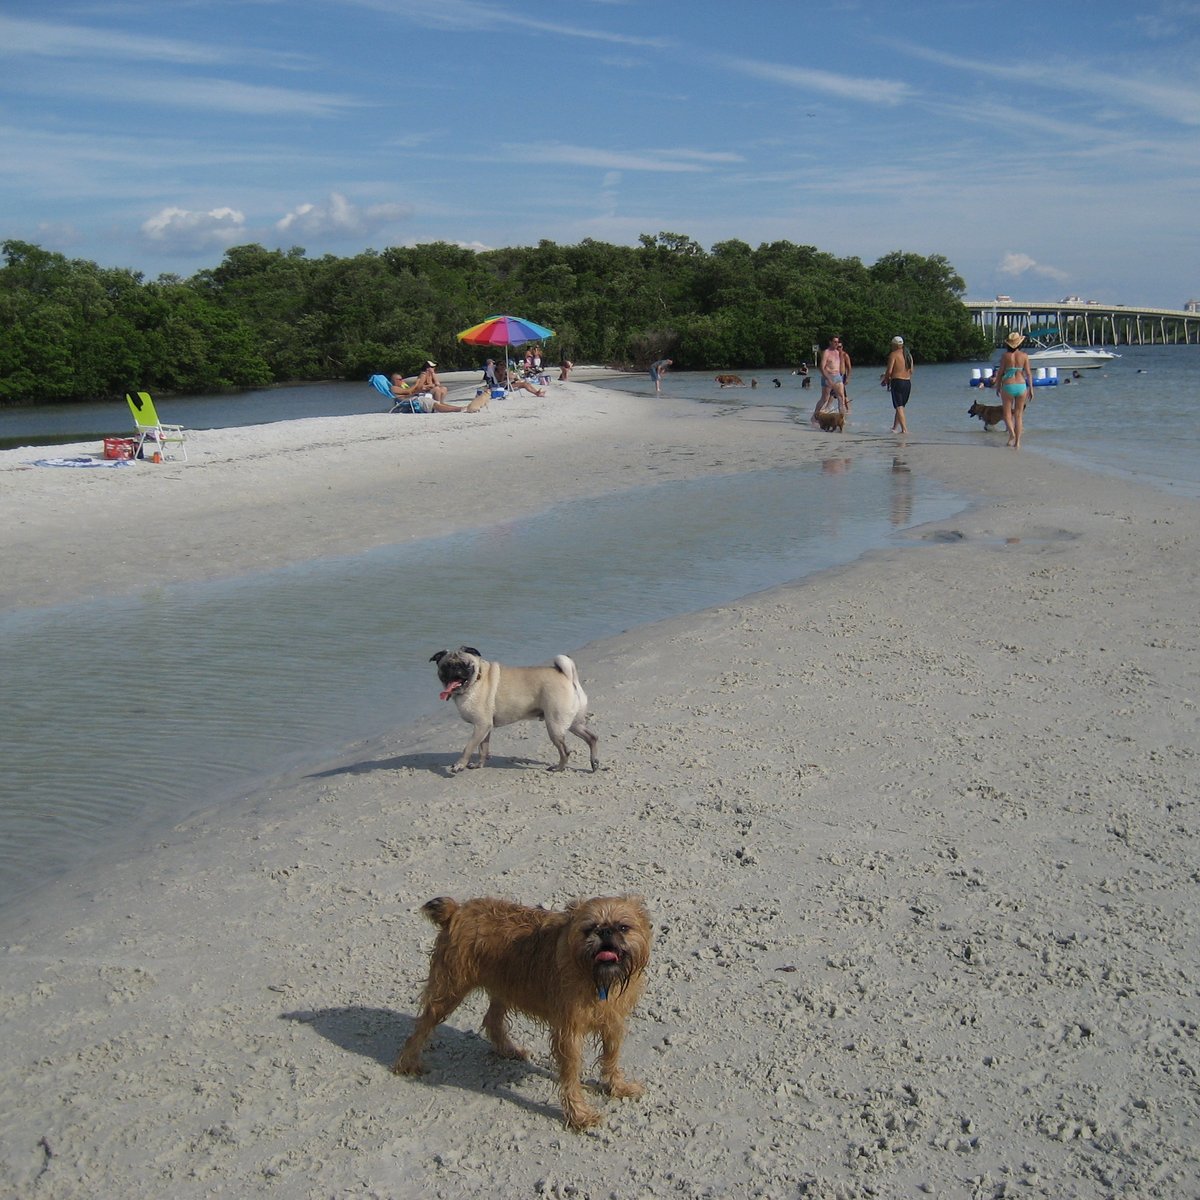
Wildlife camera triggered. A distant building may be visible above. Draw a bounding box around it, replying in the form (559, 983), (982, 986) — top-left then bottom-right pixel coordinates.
(1185, 299), (1200, 313)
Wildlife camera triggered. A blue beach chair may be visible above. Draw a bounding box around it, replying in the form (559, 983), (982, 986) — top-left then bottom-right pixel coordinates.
(369, 373), (434, 413)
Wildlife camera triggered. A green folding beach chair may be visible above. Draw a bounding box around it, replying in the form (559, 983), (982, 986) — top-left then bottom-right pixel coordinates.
(126, 391), (188, 462)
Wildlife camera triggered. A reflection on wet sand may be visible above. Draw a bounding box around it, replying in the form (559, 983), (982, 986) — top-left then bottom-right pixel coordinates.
(891, 457), (914, 526)
(822, 457), (853, 475)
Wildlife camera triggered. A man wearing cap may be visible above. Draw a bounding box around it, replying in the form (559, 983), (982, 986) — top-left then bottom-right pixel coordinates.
(881, 335), (914, 434)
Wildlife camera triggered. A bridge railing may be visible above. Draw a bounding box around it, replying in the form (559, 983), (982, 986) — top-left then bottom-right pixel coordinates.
(964, 302), (1200, 346)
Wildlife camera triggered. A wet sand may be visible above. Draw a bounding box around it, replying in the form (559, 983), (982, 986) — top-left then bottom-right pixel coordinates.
(1, 379), (1197, 1197)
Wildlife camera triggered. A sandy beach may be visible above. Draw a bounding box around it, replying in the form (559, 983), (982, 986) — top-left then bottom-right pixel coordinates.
(1, 377), (1197, 1198)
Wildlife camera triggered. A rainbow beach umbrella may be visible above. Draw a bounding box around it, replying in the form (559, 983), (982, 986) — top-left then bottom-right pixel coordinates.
(457, 314), (555, 384)
(457, 314), (555, 349)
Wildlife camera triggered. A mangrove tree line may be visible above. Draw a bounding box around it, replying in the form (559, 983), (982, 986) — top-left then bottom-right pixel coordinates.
(1, 234), (989, 405)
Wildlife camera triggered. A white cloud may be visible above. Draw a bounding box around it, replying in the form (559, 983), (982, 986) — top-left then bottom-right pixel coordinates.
(0, 15), (308, 71)
(896, 39), (1200, 127)
(344, 0), (669, 47)
(276, 192), (411, 237)
(515, 143), (708, 172)
(141, 206), (247, 250)
(721, 56), (910, 106)
(998, 251), (1070, 284)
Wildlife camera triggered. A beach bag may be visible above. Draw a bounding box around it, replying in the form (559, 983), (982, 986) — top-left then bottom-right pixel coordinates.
(103, 437), (138, 460)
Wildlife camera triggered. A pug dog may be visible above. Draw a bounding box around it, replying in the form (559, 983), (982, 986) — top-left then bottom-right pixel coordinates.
(430, 647), (599, 773)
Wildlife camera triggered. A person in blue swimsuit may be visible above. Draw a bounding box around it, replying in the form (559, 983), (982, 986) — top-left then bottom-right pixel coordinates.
(995, 331), (1032, 448)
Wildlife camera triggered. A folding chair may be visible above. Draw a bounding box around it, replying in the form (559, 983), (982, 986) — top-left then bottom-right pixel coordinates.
(368, 374), (433, 413)
(125, 392), (188, 462)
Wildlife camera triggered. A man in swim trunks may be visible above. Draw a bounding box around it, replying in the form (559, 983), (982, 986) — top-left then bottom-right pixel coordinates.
(881, 335), (914, 434)
(994, 331), (1032, 448)
(813, 335), (847, 424)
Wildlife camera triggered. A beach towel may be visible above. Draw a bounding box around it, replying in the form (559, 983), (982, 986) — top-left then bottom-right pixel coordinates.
(30, 456), (137, 469)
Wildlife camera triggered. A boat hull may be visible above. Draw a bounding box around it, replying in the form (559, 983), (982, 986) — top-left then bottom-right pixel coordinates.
(1023, 342), (1118, 370)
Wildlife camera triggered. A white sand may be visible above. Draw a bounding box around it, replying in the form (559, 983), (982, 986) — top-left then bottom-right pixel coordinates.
(1, 379), (1197, 1198)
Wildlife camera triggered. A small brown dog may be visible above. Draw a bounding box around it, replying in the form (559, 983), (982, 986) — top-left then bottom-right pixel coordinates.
(393, 894), (652, 1130)
(968, 399), (1006, 431)
(815, 410), (845, 432)
(714, 374), (745, 387)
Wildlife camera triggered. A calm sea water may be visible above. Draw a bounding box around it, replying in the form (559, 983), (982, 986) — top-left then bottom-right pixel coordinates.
(593, 343), (1200, 500)
(0, 458), (959, 909)
(1, 345), (1196, 909)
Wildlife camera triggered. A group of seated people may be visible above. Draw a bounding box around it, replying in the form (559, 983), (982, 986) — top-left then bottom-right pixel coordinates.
(384, 351), (574, 413)
(389, 361), (488, 413)
(482, 359), (547, 397)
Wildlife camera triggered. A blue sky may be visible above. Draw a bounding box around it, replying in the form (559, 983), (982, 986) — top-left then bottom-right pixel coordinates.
(2, 0), (1198, 308)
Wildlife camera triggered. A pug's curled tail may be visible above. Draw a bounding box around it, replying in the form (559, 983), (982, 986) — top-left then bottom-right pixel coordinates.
(553, 653), (588, 701)
(420, 897), (459, 927)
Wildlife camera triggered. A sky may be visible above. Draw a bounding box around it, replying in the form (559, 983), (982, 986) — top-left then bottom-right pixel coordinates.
(2, 0), (1198, 309)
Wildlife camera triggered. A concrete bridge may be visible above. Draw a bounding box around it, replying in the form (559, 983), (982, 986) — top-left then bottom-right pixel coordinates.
(965, 299), (1200, 346)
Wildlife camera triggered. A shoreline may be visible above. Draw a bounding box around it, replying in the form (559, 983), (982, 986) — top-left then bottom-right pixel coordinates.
(1, 382), (1198, 1196)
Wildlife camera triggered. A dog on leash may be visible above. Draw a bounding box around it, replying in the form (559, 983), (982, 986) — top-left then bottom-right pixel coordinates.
(815, 410), (845, 432)
(393, 894), (653, 1130)
(430, 647), (599, 773)
(714, 374), (745, 387)
(968, 399), (1006, 431)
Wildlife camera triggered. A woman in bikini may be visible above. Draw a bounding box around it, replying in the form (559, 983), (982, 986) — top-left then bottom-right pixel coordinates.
(995, 331), (1033, 448)
(813, 335), (847, 424)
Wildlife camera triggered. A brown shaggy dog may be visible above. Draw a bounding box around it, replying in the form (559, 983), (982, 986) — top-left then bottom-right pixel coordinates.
(815, 410), (845, 432)
(968, 399), (1006, 431)
(714, 374), (745, 387)
(393, 894), (652, 1130)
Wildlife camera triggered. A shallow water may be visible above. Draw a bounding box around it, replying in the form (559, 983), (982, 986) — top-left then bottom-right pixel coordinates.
(3, 345), (1197, 907)
(596, 344), (1200, 499)
(0, 457), (958, 908)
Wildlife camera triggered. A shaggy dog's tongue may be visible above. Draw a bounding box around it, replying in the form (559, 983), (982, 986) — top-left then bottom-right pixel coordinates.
(595, 950), (620, 964)
(439, 680), (462, 701)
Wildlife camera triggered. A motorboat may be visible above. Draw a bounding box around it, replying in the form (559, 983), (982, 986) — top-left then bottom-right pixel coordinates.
(1022, 339), (1119, 369)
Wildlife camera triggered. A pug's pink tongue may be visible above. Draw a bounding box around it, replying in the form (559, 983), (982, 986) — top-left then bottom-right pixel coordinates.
(595, 950), (619, 963)
(439, 680), (462, 701)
